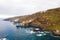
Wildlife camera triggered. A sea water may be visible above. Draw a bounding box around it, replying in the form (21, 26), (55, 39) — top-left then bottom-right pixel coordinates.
(0, 20), (60, 40)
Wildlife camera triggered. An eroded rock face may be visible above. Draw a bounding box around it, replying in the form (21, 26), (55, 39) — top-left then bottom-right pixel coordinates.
(4, 7), (60, 32)
(52, 30), (60, 36)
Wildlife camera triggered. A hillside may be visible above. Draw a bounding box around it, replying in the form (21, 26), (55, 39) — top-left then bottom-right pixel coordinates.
(4, 7), (60, 31)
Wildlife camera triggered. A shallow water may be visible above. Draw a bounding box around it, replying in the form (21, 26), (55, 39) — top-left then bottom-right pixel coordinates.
(0, 20), (60, 40)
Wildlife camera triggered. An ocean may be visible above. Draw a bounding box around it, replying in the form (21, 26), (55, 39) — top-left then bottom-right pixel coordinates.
(0, 20), (60, 40)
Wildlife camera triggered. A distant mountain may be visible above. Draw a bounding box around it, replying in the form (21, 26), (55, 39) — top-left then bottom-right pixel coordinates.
(4, 7), (60, 35)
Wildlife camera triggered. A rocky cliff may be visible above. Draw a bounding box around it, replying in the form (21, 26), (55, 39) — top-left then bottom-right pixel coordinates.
(4, 7), (60, 31)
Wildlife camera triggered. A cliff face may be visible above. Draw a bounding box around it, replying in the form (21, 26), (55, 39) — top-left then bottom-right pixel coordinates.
(4, 7), (60, 31)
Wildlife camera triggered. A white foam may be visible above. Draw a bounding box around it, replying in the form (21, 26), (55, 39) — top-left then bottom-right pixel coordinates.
(30, 31), (35, 34)
(25, 30), (35, 34)
(35, 28), (39, 30)
(36, 34), (43, 36)
(40, 32), (44, 33)
(0, 38), (7, 40)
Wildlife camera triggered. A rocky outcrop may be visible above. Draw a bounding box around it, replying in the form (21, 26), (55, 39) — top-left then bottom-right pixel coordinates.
(4, 7), (60, 36)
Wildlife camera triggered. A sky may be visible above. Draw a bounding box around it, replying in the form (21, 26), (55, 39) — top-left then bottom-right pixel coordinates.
(0, 0), (60, 18)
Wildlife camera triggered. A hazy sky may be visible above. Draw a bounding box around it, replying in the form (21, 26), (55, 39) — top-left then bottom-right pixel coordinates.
(0, 0), (60, 18)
